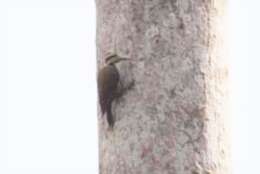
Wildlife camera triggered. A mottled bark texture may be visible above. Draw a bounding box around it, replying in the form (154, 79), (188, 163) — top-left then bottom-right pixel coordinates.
(96, 0), (230, 174)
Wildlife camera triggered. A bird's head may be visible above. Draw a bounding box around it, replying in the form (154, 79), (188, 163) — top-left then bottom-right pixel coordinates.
(105, 54), (131, 65)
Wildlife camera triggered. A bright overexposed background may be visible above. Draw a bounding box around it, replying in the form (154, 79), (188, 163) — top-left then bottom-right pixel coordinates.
(0, 0), (255, 174)
(0, 1), (97, 174)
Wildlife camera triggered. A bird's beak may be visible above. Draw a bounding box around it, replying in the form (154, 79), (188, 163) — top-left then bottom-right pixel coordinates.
(117, 57), (131, 61)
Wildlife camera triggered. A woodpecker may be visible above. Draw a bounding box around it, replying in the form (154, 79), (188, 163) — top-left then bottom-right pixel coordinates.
(98, 54), (130, 128)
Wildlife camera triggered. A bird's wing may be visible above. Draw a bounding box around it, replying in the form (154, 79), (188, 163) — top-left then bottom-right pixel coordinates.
(98, 65), (119, 115)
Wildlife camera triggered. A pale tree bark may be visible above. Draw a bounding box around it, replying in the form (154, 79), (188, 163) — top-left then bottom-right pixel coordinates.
(96, 0), (230, 174)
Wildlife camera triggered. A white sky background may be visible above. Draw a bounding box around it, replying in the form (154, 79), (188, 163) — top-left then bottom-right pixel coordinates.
(0, 0), (255, 174)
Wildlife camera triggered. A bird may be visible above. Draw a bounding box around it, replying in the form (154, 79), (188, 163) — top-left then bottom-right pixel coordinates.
(97, 54), (130, 128)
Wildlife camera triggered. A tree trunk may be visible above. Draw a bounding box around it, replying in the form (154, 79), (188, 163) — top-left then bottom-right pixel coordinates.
(96, 0), (230, 174)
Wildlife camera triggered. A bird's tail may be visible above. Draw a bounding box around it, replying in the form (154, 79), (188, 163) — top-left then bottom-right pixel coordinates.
(107, 103), (114, 128)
